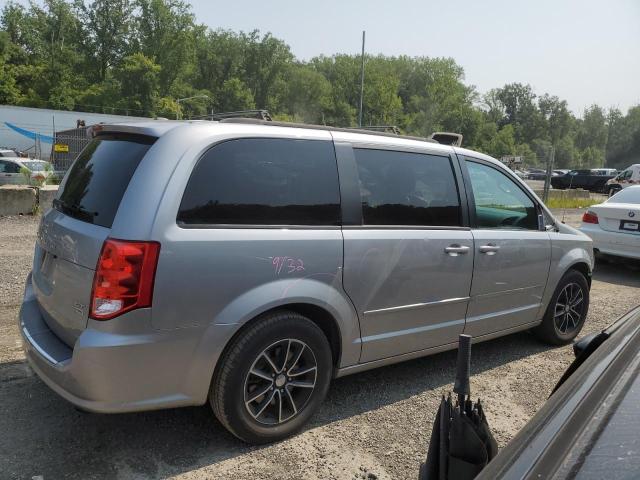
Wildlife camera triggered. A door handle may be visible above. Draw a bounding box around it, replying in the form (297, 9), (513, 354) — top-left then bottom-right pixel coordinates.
(444, 245), (470, 256)
(479, 244), (500, 255)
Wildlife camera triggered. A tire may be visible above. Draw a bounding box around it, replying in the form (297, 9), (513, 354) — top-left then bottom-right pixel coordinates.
(210, 310), (332, 444)
(534, 270), (590, 345)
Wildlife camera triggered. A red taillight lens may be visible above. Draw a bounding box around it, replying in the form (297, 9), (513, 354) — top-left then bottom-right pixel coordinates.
(90, 239), (160, 320)
(582, 211), (599, 224)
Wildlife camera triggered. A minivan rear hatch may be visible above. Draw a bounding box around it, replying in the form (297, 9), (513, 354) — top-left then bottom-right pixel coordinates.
(32, 133), (156, 346)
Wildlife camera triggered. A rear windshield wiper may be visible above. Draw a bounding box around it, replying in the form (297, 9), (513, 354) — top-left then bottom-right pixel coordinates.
(53, 199), (98, 222)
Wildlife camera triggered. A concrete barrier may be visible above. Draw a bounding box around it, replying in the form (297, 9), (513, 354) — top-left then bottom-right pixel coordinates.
(0, 185), (37, 216)
(533, 188), (591, 200)
(38, 185), (59, 213)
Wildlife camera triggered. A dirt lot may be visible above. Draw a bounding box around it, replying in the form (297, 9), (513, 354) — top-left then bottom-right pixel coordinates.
(1, 212), (638, 480)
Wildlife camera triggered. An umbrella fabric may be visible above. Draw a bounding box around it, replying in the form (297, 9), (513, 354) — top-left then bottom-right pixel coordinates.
(419, 398), (498, 480)
(448, 402), (498, 478)
(420, 396), (451, 480)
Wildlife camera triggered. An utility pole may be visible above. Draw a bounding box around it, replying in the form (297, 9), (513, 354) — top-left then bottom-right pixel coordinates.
(543, 146), (555, 202)
(358, 31), (366, 127)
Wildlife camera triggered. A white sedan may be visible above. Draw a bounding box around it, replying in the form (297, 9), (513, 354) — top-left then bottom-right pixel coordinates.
(580, 186), (640, 260)
(0, 157), (52, 185)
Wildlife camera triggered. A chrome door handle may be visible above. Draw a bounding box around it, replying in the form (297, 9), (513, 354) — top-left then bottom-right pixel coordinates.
(444, 245), (470, 256)
(479, 244), (500, 255)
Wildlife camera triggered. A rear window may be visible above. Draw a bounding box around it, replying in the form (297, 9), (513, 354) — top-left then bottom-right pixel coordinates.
(55, 134), (155, 228)
(608, 188), (640, 204)
(177, 138), (341, 226)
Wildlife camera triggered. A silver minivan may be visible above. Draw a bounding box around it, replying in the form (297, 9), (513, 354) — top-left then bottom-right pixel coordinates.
(19, 120), (593, 443)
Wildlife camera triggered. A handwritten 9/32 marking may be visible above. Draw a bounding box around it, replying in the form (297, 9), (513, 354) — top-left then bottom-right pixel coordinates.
(270, 256), (305, 275)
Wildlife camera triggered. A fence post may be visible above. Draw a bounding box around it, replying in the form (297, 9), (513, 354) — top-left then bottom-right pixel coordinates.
(542, 146), (555, 202)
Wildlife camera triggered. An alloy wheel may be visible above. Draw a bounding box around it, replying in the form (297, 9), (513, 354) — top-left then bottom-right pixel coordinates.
(244, 339), (317, 425)
(554, 282), (585, 335)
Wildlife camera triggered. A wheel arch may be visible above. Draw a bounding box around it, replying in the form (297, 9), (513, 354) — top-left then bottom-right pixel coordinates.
(218, 303), (344, 370)
(568, 261), (592, 288)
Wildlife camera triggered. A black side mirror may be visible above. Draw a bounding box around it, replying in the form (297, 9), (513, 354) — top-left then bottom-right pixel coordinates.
(551, 330), (610, 395)
(573, 331), (609, 358)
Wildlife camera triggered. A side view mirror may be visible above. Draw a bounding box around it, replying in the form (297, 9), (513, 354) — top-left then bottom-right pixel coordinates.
(573, 331), (609, 358)
(550, 330), (609, 395)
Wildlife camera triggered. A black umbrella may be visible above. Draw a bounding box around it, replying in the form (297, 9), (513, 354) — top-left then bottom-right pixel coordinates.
(419, 334), (498, 480)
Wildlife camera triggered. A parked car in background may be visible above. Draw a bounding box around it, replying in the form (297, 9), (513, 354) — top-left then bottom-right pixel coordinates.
(0, 157), (52, 185)
(591, 168), (617, 176)
(20, 119), (593, 444)
(580, 185), (640, 260)
(526, 168), (547, 180)
(553, 169), (569, 176)
(478, 305), (640, 480)
(550, 168), (616, 192)
(605, 164), (640, 195)
(0, 148), (20, 157)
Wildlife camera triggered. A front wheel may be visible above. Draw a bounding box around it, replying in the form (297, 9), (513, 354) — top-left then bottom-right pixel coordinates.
(534, 270), (590, 345)
(210, 311), (332, 444)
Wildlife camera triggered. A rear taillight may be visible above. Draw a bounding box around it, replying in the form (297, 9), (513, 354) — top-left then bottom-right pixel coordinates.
(582, 211), (599, 224)
(90, 239), (160, 320)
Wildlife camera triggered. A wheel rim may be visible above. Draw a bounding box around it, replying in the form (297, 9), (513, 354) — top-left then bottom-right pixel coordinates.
(244, 339), (317, 425)
(554, 282), (585, 335)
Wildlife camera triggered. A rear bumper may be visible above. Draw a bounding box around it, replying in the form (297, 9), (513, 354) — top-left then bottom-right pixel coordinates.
(19, 273), (205, 413)
(580, 224), (640, 260)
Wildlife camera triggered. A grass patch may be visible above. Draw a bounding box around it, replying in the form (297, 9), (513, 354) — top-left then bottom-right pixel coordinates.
(544, 197), (601, 209)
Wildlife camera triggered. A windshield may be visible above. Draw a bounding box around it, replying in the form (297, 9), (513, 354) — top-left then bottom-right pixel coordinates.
(608, 188), (640, 204)
(55, 134), (155, 228)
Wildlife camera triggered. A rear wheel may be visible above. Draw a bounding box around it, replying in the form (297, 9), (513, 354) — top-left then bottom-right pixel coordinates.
(210, 311), (332, 444)
(534, 270), (590, 345)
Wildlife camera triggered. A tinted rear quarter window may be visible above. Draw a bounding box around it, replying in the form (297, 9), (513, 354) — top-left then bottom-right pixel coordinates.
(178, 138), (341, 226)
(55, 134), (155, 228)
(353, 148), (462, 226)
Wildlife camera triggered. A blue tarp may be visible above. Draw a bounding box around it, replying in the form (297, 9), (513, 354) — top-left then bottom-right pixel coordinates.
(4, 122), (55, 144)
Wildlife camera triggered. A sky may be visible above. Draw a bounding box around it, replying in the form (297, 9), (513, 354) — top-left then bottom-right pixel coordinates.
(188, 0), (640, 116)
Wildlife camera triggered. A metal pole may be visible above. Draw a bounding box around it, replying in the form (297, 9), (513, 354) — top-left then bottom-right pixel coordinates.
(52, 115), (56, 166)
(358, 31), (366, 127)
(543, 146), (555, 202)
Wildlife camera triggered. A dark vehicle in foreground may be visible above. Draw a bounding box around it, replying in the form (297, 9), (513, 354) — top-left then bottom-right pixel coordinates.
(551, 169), (616, 192)
(477, 305), (640, 479)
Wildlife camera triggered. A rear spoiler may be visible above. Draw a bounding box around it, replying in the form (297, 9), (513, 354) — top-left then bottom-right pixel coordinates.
(88, 123), (165, 139)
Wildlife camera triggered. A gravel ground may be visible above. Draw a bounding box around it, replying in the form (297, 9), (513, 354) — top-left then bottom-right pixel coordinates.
(1, 211), (638, 480)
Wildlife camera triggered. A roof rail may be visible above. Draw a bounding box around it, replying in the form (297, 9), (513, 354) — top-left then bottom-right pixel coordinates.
(217, 118), (437, 143)
(190, 109), (272, 121)
(348, 125), (401, 135)
(429, 132), (463, 147)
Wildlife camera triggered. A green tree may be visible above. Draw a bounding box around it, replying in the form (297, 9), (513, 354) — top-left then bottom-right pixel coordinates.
(132, 0), (194, 95)
(115, 52), (160, 115)
(282, 64), (330, 123)
(74, 0), (134, 82)
(0, 31), (22, 104)
(217, 77), (255, 112)
(606, 106), (640, 169)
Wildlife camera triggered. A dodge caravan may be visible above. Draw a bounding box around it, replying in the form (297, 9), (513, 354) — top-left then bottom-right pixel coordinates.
(20, 119), (593, 443)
